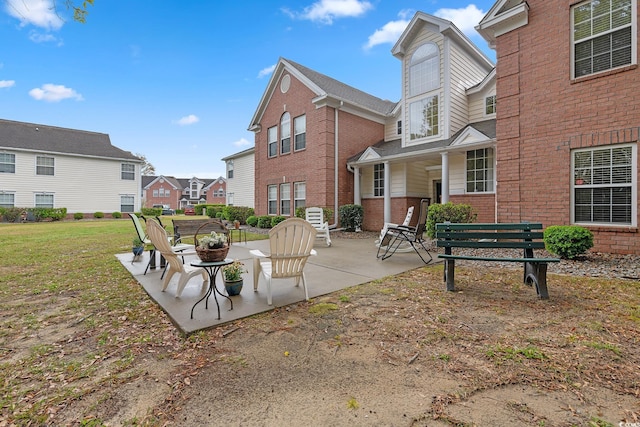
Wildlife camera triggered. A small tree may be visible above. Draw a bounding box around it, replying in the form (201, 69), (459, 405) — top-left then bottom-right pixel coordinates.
(426, 202), (476, 238)
(339, 204), (363, 232)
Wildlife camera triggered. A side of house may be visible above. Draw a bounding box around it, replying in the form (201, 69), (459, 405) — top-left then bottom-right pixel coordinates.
(0, 119), (142, 216)
(477, 0), (639, 253)
(222, 147), (255, 208)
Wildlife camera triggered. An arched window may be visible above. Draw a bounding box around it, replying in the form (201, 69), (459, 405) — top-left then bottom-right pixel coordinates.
(280, 112), (291, 154)
(409, 43), (439, 97)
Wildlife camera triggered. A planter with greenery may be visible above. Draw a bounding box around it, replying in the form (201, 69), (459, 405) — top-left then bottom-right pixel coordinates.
(132, 237), (144, 256)
(222, 260), (246, 296)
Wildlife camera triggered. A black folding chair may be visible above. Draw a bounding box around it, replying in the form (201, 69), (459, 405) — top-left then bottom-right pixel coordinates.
(376, 198), (433, 264)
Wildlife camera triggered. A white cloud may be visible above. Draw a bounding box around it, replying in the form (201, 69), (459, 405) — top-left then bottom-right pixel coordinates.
(285, 0), (373, 25)
(233, 138), (251, 147)
(29, 30), (62, 45)
(175, 114), (200, 126)
(29, 84), (83, 102)
(364, 17), (409, 50)
(0, 80), (16, 89)
(257, 64), (276, 79)
(434, 4), (485, 37)
(5, 0), (64, 30)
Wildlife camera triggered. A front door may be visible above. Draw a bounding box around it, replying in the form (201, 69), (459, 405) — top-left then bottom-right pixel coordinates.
(434, 180), (442, 204)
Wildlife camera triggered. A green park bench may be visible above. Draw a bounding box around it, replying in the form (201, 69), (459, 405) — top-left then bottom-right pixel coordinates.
(435, 222), (560, 299)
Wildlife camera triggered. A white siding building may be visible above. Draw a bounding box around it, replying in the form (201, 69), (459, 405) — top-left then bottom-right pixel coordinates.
(222, 147), (254, 208)
(0, 119), (143, 215)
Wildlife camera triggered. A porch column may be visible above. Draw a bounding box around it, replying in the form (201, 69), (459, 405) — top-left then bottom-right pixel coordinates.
(441, 152), (449, 204)
(353, 166), (361, 205)
(384, 161), (391, 223)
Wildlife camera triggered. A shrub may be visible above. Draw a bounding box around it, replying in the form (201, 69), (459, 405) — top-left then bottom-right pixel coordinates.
(246, 215), (258, 227)
(73, 212), (84, 220)
(295, 206), (333, 223)
(32, 207), (67, 221)
(257, 215), (272, 228)
(222, 206), (254, 224)
(426, 202), (477, 238)
(339, 204), (363, 231)
(93, 211), (104, 219)
(2, 207), (23, 222)
(141, 207), (161, 216)
(544, 225), (593, 259)
(271, 216), (286, 227)
(205, 205), (225, 218)
(112, 211), (122, 219)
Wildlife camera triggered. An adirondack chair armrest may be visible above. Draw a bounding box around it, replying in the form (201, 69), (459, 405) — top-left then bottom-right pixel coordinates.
(311, 249), (318, 256)
(249, 249), (268, 258)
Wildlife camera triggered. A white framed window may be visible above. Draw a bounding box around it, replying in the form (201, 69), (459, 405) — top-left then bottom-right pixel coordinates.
(159, 187), (165, 197)
(409, 95), (439, 140)
(227, 192), (234, 206)
(572, 144), (636, 225)
(0, 192), (15, 208)
(153, 189), (159, 197)
(485, 95), (496, 115)
(268, 126), (277, 158)
(572, 0), (635, 79)
(294, 115), (306, 151)
(165, 190), (170, 198)
(190, 182), (198, 199)
(35, 193), (54, 208)
(267, 185), (277, 215)
(374, 163), (384, 197)
(280, 112), (291, 154)
(121, 163), (135, 180)
(397, 120), (402, 135)
(120, 195), (135, 213)
(280, 183), (291, 216)
(466, 148), (495, 193)
(227, 160), (234, 179)
(294, 182), (306, 211)
(36, 156), (54, 176)
(409, 43), (440, 97)
(0, 153), (15, 173)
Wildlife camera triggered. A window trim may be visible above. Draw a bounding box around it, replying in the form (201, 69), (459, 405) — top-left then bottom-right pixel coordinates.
(0, 192), (15, 208)
(227, 160), (234, 179)
(36, 155), (55, 176)
(485, 95), (496, 116)
(571, 143), (637, 227)
(34, 192), (54, 208)
(0, 152), (16, 174)
(267, 184), (277, 215)
(408, 95), (439, 141)
(121, 163), (135, 180)
(120, 194), (135, 213)
(280, 112), (291, 155)
(267, 126), (278, 158)
(465, 148), (495, 194)
(280, 183), (291, 216)
(374, 163), (384, 197)
(294, 114), (306, 151)
(294, 181), (306, 211)
(571, 0), (636, 79)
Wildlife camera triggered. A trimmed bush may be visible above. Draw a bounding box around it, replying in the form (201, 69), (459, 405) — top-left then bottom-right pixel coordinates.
(32, 207), (67, 221)
(205, 204), (225, 218)
(1, 207), (22, 222)
(257, 215), (272, 228)
(73, 212), (84, 220)
(246, 215), (258, 227)
(544, 225), (593, 259)
(93, 211), (104, 219)
(271, 216), (286, 227)
(112, 211), (122, 219)
(222, 206), (254, 224)
(426, 202), (477, 238)
(141, 207), (161, 216)
(339, 204), (363, 232)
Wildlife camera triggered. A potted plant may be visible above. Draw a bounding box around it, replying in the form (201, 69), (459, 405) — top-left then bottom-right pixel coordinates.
(198, 231), (227, 249)
(132, 237), (144, 257)
(196, 231), (229, 262)
(233, 219), (240, 229)
(222, 259), (246, 296)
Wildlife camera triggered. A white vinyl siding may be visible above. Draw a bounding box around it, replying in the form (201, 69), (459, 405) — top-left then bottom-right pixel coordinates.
(2, 151), (140, 213)
(224, 151), (255, 208)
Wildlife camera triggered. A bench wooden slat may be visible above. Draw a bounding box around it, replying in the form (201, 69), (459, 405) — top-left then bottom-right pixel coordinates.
(437, 241), (545, 249)
(436, 222), (543, 231)
(438, 254), (560, 263)
(435, 231), (544, 240)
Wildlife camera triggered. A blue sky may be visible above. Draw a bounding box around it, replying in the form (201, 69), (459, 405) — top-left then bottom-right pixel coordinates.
(1, 0), (496, 179)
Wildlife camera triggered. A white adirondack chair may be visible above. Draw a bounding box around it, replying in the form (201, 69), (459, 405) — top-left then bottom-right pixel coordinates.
(249, 218), (317, 305)
(305, 207), (331, 246)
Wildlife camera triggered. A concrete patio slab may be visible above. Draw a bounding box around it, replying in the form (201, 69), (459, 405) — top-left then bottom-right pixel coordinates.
(116, 236), (433, 334)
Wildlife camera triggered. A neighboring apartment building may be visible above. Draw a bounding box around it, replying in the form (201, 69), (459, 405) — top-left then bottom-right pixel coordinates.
(0, 119), (142, 216)
(248, 57), (396, 226)
(222, 147), (255, 208)
(143, 175), (226, 211)
(477, 0), (639, 253)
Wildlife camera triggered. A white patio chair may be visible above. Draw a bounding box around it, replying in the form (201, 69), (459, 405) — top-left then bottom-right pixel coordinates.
(146, 219), (207, 298)
(249, 218), (317, 305)
(305, 207), (331, 246)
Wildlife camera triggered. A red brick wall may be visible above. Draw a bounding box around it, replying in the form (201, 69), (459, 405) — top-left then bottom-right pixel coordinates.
(494, 0), (640, 253)
(144, 180), (180, 210)
(254, 71), (385, 222)
(449, 194), (495, 223)
(361, 197), (430, 231)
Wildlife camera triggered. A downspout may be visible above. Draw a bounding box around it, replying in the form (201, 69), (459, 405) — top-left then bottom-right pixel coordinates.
(331, 101), (343, 228)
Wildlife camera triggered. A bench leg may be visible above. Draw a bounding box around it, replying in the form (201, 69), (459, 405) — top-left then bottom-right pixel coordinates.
(524, 262), (549, 300)
(444, 259), (456, 292)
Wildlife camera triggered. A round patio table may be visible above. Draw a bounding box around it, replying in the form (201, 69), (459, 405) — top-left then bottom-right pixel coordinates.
(190, 258), (234, 320)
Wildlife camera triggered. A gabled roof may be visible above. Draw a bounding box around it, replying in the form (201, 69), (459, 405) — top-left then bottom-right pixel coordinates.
(476, 0), (529, 48)
(0, 118), (141, 162)
(392, 12), (494, 69)
(203, 177), (226, 190)
(143, 175), (182, 190)
(248, 57), (397, 131)
(221, 146), (254, 161)
(347, 119), (496, 164)
(466, 68), (496, 94)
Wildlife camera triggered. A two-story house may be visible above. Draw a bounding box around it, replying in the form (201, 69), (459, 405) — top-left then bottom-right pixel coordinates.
(143, 175), (226, 211)
(222, 147), (255, 208)
(248, 57), (397, 226)
(477, 0), (638, 254)
(0, 119), (142, 216)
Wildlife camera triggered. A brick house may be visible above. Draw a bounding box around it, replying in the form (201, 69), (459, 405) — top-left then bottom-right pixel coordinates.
(248, 57), (396, 225)
(477, 0), (639, 253)
(143, 175), (226, 211)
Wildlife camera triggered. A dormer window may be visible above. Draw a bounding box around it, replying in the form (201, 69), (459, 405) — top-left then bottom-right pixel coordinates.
(409, 43), (440, 97)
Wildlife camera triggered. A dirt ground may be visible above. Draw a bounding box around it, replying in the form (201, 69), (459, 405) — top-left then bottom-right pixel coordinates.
(21, 258), (632, 427)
